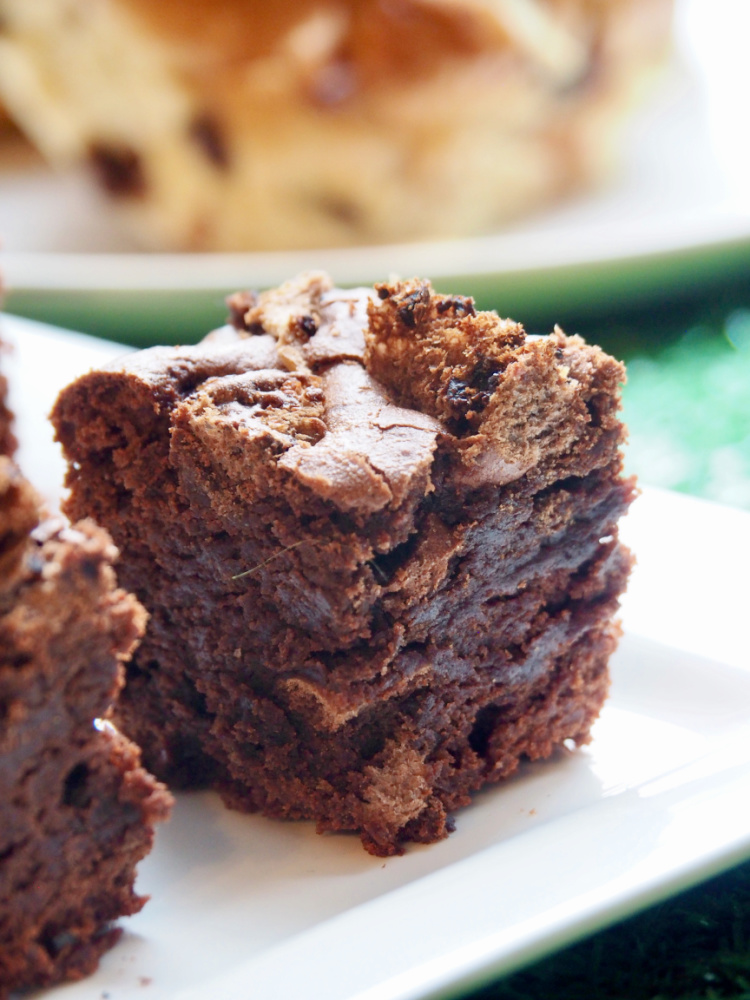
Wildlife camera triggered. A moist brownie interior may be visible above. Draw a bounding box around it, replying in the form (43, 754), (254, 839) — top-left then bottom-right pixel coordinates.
(52, 273), (635, 855)
(0, 458), (172, 995)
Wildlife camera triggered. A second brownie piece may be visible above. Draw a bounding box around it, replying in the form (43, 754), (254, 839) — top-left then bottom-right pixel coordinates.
(52, 273), (635, 855)
(0, 458), (172, 994)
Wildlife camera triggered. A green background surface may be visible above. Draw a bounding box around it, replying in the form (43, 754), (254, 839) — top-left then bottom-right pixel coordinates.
(568, 273), (750, 514)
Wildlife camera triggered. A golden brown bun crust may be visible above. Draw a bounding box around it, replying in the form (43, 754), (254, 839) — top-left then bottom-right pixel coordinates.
(0, 0), (674, 250)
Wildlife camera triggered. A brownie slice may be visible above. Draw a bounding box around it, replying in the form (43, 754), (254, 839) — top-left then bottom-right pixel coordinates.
(0, 458), (172, 996)
(52, 272), (635, 856)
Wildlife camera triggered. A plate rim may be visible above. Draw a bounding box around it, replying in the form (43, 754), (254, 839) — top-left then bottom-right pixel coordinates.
(3, 210), (750, 294)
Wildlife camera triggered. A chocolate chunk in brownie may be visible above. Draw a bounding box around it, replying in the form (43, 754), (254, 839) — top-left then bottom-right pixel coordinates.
(52, 272), (635, 856)
(0, 457), (172, 996)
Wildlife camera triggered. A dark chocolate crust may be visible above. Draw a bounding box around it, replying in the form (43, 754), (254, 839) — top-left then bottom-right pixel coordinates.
(52, 273), (635, 855)
(0, 458), (172, 997)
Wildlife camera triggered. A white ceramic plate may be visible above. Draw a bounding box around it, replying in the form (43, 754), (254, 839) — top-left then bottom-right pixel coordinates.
(2, 0), (750, 343)
(4, 313), (750, 1000)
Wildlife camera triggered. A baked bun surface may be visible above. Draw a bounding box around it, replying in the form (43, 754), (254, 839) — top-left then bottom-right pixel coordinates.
(0, 0), (673, 250)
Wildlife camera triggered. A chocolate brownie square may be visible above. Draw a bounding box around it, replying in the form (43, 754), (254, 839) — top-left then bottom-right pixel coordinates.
(52, 273), (635, 855)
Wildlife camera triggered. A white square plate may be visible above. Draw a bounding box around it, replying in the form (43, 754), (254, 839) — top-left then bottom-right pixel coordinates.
(4, 314), (750, 1000)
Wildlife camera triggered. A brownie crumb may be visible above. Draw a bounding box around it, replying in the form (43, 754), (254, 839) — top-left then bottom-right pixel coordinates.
(226, 290), (261, 332)
(294, 314), (319, 340)
(436, 295), (476, 317)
